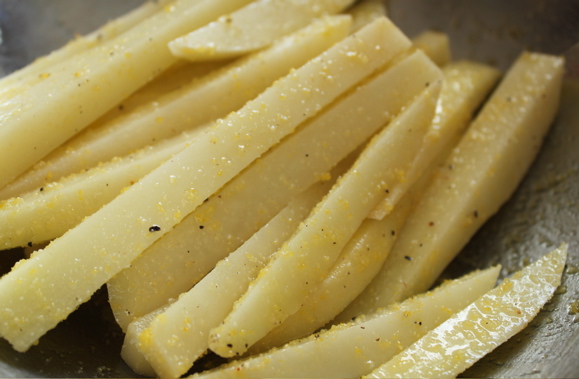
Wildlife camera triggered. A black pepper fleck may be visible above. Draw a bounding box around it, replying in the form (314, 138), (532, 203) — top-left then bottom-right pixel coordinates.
(405, 255), (412, 261)
(149, 225), (161, 232)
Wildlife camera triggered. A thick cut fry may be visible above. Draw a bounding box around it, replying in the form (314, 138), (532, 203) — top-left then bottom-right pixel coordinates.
(369, 60), (501, 220)
(108, 30), (425, 332)
(209, 80), (441, 358)
(348, 0), (387, 32)
(412, 30), (452, 67)
(0, 17), (409, 352)
(0, 127), (209, 249)
(0, 16), (351, 199)
(193, 266), (500, 378)
(138, 167), (345, 378)
(338, 52), (564, 321)
(122, 308), (165, 377)
(169, 0), (353, 60)
(249, 193), (414, 354)
(366, 245), (567, 379)
(0, 0), (255, 190)
(0, 0), (171, 101)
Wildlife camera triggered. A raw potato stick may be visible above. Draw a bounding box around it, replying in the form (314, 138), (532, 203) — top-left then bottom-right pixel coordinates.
(108, 37), (428, 332)
(169, 0), (354, 61)
(366, 245), (567, 379)
(0, 127), (209, 249)
(248, 59), (500, 351)
(123, 307), (166, 377)
(0, 0), (171, 101)
(0, 16), (351, 200)
(138, 162), (348, 378)
(0, 17), (409, 352)
(369, 60), (501, 220)
(192, 266), (500, 378)
(0, 0), (255, 190)
(339, 52), (564, 321)
(209, 80), (441, 358)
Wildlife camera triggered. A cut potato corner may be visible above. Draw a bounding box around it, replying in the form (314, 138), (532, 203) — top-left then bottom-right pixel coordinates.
(412, 30), (452, 67)
(0, 17), (407, 353)
(0, 126), (209, 249)
(0, 0), (256, 190)
(0, 0), (171, 102)
(135, 160), (350, 379)
(347, 0), (387, 32)
(365, 244), (568, 379)
(108, 39), (434, 332)
(0, 15), (351, 200)
(368, 60), (501, 221)
(208, 79), (441, 358)
(169, 0), (353, 61)
(122, 307), (166, 377)
(192, 266), (500, 378)
(249, 192), (414, 354)
(338, 52), (565, 322)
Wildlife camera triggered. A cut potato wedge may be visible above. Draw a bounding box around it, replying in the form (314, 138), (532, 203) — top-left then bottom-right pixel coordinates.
(365, 244), (567, 379)
(209, 80), (441, 358)
(412, 30), (452, 67)
(0, 18), (409, 352)
(338, 52), (565, 321)
(108, 45), (436, 332)
(0, 15), (351, 200)
(193, 266), (500, 378)
(169, 0), (353, 60)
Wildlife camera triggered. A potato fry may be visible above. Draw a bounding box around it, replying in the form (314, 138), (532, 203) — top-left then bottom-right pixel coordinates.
(0, 15), (351, 199)
(0, 0), (255, 190)
(412, 30), (452, 67)
(0, 127), (209, 249)
(369, 60), (501, 220)
(0, 17), (409, 352)
(209, 80), (441, 358)
(108, 20), (419, 331)
(338, 52), (564, 321)
(193, 266), (500, 378)
(169, 0), (354, 60)
(365, 245), (567, 379)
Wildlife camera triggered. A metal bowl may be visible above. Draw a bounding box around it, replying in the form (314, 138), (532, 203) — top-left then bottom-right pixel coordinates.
(0, 0), (578, 377)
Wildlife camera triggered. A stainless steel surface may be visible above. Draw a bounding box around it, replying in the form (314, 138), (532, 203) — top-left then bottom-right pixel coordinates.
(0, 0), (578, 377)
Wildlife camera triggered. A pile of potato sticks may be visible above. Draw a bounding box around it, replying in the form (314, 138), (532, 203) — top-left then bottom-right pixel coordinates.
(0, 0), (567, 377)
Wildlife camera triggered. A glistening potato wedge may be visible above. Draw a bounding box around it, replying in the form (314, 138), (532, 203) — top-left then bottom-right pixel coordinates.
(365, 244), (567, 379)
(169, 0), (354, 60)
(192, 266), (500, 378)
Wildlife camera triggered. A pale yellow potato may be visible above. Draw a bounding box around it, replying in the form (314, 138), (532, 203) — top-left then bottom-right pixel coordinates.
(369, 60), (501, 220)
(209, 80), (441, 358)
(347, 0), (387, 32)
(0, 0), (172, 102)
(122, 307), (165, 377)
(192, 266), (500, 378)
(108, 24), (420, 332)
(0, 0), (255, 190)
(0, 127), (209, 249)
(137, 164), (346, 378)
(0, 17), (409, 352)
(412, 30), (452, 67)
(338, 52), (565, 322)
(169, 0), (354, 61)
(366, 244), (567, 379)
(0, 16), (351, 200)
(249, 192), (414, 354)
